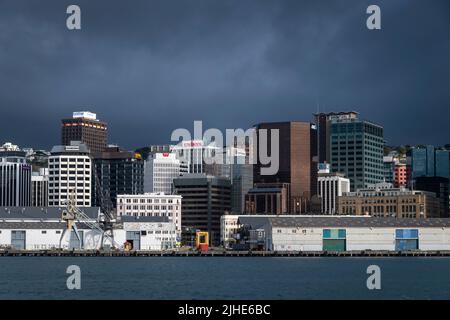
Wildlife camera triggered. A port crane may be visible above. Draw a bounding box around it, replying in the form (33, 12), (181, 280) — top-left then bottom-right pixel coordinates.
(58, 174), (119, 250)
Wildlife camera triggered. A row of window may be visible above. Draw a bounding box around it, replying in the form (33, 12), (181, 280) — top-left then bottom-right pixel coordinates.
(118, 198), (180, 204)
(118, 205), (179, 211)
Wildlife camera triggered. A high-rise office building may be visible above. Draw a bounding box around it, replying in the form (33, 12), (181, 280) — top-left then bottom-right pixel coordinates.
(328, 113), (384, 190)
(219, 147), (253, 214)
(144, 152), (181, 195)
(173, 174), (231, 246)
(31, 168), (49, 207)
(435, 149), (450, 185)
(61, 111), (107, 154)
(0, 149), (32, 206)
(253, 121), (317, 213)
(48, 141), (92, 207)
(92, 146), (144, 208)
(407, 145), (436, 180)
(172, 140), (219, 174)
(415, 176), (449, 218)
(313, 112), (359, 163)
(407, 146), (450, 190)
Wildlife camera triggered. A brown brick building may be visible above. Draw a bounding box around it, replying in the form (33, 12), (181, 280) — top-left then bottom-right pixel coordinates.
(245, 182), (290, 214)
(253, 121), (317, 213)
(61, 112), (107, 154)
(337, 186), (440, 218)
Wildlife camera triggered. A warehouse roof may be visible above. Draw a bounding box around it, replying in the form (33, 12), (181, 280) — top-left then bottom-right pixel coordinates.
(0, 207), (100, 220)
(0, 222), (96, 229)
(237, 215), (450, 229)
(238, 216), (271, 229)
(268, 216), (450, 228)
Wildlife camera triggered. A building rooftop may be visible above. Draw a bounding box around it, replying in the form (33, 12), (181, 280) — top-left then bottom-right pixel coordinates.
(72, 111), (97, 121)
(0, 221), (95, 229)
(268, 216), (450, 228)
(237, 215), (450, 229)
(51, 141), (91, 155)
(0, 207), (100, 220)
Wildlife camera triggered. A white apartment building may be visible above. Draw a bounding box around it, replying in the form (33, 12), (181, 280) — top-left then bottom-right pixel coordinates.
(48, 141), (92, 207)
(32, 168), (49, 207)
(317, 172), (350, 214)
(144, 152), (181, 194)
(0, 142), (20, 151)
(116, 193), (182, 237)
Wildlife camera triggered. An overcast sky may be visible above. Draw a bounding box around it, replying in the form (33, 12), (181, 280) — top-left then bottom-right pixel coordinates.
(0, 0), (449, 150)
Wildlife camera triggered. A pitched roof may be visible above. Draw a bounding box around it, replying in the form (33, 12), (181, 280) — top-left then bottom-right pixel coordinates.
(269, 216), (450, 228)
(0, 207), (100, 220)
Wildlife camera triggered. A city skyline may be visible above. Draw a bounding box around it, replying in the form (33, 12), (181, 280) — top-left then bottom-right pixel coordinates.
(1, 0), (449, 150)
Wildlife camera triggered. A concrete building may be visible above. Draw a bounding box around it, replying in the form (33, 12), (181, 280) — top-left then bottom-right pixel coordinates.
(220, 214), (282, 248)
(328, 112), (384, 190)
(61, 111), (108, 154)
(394, 163), (410, 188)
(0, 149), (32, 207)
(48, 141), (92, 207)
(144, 152), (181, 195)
(337, 186), (440, 218)
(317, 172), (350, 214)
(236, 216), (450, 252)
(92, 146), (144, 207)
(120, 215), (177, 250)
(245, 183), (290, 215)
(31, 168), (49, 207)
(173, 174), (231, 245)
(253, 121), (318, 213)
(383, 156), (397, 185)
(116, 193), (182, 237)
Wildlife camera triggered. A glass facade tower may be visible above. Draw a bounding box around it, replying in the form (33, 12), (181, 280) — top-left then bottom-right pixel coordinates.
(330, 118), (384, 191)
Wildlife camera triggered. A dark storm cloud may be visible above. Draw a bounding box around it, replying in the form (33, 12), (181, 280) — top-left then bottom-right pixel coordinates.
(0, 0), (449, 150)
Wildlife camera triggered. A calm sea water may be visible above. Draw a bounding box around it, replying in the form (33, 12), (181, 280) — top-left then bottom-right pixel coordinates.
(0, 257), (449, 299)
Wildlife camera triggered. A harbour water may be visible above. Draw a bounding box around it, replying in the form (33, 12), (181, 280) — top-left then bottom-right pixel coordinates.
(0, 257), (449, 300)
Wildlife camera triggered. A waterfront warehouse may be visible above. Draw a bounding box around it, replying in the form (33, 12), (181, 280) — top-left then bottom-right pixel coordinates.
(234, 216), (450, 252)
(0, 207), (177, 250)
